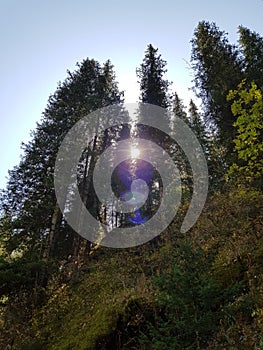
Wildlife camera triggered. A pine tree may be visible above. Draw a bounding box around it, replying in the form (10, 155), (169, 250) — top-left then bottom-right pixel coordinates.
(135, 43), (173, 144)
(173, 93), (189, 125)
(188, 100), (225, 192)
(141, 242), (222, 349)
(0, 58), (123, 292)
(191, 21), (243, 158)
(188, 100), (207, 148)
(141, 241), (248, 349)
(171, 94), (192, 194)
(134, 45), (173, 224)
(239, 26), (263, 90)
(136, 44), (172, 108)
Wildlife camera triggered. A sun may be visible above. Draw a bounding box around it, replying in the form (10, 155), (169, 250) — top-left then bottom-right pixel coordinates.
(130, 145), (140, 158)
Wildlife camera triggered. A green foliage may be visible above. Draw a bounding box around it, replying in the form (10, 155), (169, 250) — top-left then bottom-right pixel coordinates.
(173, 93), (189, 124)
(141, 241), (251, 349)
(227, 81), (263, 186)
(12, 248), (159, 350)
(191, 21), (263, 176)
(142, 242), (219, 349)
(1, 188), (263, 349)
(1, 27), (263, 350)
(0, 57), (123, 287)
(189, 188), (263, 348)
(0, 256), (43, 297)
(188, 100), (208, 150)
(136, 44), (172, 108)
(191, 21), (243, 156)
(239, 26), (263, 89)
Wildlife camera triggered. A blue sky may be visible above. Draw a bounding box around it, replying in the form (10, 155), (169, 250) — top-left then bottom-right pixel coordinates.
(1, 0), (263, 189)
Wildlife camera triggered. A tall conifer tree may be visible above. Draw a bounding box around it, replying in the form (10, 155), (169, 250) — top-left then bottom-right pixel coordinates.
(191, 21), (243, 157)
(0, 58), (123, 290)
(239, 26), (263, 90)
(136, 44), (172, 108)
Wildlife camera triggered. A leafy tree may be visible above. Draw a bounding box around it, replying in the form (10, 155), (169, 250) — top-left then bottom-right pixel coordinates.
(227, 81), (263, 187)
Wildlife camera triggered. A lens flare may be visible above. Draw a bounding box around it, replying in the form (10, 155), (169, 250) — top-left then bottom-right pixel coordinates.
(54, 103), (209, 248)
(128, 210), (148, 225)
(130, 145), (140, 158)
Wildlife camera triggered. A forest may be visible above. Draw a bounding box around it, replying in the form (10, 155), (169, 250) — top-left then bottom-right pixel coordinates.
(0, 21), (263, 349)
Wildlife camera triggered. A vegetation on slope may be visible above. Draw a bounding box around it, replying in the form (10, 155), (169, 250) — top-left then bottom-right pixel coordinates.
(1, 21), (263, 349)
(1, 187), (261, 349)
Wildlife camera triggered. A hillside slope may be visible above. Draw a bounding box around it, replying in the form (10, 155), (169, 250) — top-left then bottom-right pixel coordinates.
(1, 187), (263, 349)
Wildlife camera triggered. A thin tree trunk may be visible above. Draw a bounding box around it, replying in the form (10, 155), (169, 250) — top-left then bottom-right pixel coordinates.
(38, 202), (62, 291)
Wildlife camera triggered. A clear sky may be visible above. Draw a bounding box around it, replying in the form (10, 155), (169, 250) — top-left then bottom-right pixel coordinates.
(1, 0), (263, 189)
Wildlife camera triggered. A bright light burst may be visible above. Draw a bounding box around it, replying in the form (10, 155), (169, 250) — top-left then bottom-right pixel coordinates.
(130, 145), (140, 158)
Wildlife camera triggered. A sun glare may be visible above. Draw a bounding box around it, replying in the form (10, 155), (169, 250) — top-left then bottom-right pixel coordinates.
(130, 146), (140, 158)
